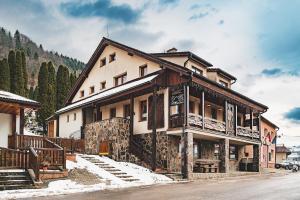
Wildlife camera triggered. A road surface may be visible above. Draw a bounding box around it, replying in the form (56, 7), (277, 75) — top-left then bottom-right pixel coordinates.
(24, 172), (300, 200)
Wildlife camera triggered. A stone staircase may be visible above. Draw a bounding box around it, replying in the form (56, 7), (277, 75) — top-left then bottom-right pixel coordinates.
(80, 156), (140, 182)
(0, 171), (34, 191)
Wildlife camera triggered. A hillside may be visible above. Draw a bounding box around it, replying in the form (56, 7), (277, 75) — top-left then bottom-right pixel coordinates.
(0, 27), (85, 87)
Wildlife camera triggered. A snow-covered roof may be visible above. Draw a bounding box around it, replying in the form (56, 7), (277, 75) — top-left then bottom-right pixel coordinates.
(56, 74), (158, 114)
(0, 90), (39, 107)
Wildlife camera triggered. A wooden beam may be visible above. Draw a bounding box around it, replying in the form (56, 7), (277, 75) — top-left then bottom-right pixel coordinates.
(225, 100), (228, 134)
(151, 87), (157, 171)
(202, 90), (205, 129)
(235, 105), (238, 136)
(129, 95), (134, 150)
(19, 108), (24, 135)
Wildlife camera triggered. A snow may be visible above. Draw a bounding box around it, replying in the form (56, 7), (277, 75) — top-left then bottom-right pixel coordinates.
(0, 154), (172, 199)
(0, 90), (38, 105)
(56, 74), (158, 114)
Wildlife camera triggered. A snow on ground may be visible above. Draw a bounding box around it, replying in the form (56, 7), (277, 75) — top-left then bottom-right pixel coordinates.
(0, 154), (172, 199)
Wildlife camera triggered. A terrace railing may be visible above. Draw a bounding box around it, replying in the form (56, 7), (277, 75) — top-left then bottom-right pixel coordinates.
(204, 118), (226, 132)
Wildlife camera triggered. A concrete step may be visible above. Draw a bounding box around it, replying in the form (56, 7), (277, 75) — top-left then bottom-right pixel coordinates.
(0, 184), (34, 191)
(0, 179), (33, 186)
(121, 178), (139, 182)
(105, 169), (122, 172)
(0, 175), (31, 181)
(116, 175), (132, 178)
(101, 166), (116, 169)
(110, 172), (127, 175)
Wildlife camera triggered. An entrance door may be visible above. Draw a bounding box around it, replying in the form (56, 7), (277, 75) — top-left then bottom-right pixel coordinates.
(99, 141), (109, 155)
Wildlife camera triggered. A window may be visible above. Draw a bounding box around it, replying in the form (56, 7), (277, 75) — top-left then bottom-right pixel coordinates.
(211, 107), (217, 120)
(89, 86), (95, 94)
(192, 66), (203, 75)
(110, 108), (116, 119)
(189, 101), (195, 113)
(269, 152), (272, 162)
(237, 116), (242, 126)
(123, 104), (130, 119)
(170, 104), (183, 115)
(114, 73), (127, 86)
(219, 80), (228, 88)
(109, 53), (116, 62)
(139, 65), (148, 77)
(80, 90), (84, 98)
(193, 143), (199, 158)
(67, 115), (70, 122)
(100, 81), (106, 90)
(73, 113), (76, 121)
(140, 100), (147, 121)
(229, 145), (237, 160)
(100, 58), (106, 67)
(214, 144), (220, 160)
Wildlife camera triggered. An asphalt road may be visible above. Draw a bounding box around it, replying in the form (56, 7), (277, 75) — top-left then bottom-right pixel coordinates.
(24, 172), (300, 200)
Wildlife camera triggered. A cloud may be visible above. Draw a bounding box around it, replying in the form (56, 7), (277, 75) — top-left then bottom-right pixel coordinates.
(218, 20), (224, 25)
(189, 12), (209, 20)
(261, 68), (299, 77)
(285, 108), (300, 122)
(159, 0), (180, 6)
(60, 0), (141, 24)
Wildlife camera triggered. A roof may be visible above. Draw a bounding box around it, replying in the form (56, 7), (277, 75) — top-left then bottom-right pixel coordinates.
(276, 145), (291, 154)
(0, 90), (40, 108)
(207, 68), (237, 81)
(65, 37), (190, 105)
(261, 116), (279, 130)
(151, 51), (213, 68)
(56, 74), (158, 115)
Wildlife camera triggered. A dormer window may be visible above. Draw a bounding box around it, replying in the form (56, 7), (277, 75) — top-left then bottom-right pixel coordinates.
(80, 90), (84, 98)
(109, 53), (116, 62)
(89, 86), (95, 94)
(192, 66), (203, 76)
(100, 58), (106, 67)
(219, 80), (228, 88)
(139, 65), (147, 77)
(114, 73), (127, 86)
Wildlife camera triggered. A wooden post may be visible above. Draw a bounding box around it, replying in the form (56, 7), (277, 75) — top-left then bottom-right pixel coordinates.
(201, 90), (205, 129)
(250, 110), (254, 139)
(63, 147), (67, 169)
(225, 100), (228, 134)
(96, 104), (101, 121)
(235, 105), (238, 136)
(129, 95), (134, 151)
(56, 115), (60, 138)
(12, 114), (17, 148)
(152, 87), (158, 171)
(20, 108), (24, 135)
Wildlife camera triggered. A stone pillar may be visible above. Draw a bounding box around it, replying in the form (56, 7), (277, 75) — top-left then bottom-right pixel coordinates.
(253, 144), (260, 172)
(219, 138), (229, 173)
(181, 131), (193, 179)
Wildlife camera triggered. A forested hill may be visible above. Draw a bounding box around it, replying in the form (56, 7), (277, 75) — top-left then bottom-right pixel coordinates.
(0, 27), (85, 87)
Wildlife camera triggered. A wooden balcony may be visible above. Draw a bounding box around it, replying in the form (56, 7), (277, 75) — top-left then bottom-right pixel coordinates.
(237, 127), (260, 139)
(204, 117), (226, 132)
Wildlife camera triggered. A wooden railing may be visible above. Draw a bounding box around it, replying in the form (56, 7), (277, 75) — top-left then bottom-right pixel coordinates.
(188, 113), (203, 127)
(8, 135), (45, 149)
(0, 147), (28, 169)
(34, 147), (66, 169)
(169, 114), (184, 128)
(204, 118), (226, 132)
(48, 138), (85, 153)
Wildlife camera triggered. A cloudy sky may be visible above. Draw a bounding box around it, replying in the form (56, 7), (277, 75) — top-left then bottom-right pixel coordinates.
(1, 0), (300, 146)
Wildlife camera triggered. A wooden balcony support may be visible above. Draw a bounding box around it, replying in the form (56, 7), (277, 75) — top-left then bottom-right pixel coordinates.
(151, 87), (157, 171)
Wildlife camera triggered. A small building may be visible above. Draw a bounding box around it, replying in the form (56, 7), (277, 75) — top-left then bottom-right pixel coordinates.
(48, 38), (269, 178)
(260, 116), (279, 168)
(276, 144), (291, 163)
(0, 90), (39, 148)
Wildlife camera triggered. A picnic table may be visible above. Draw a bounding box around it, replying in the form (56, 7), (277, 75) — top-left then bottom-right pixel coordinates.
(194, 159), (221, 173)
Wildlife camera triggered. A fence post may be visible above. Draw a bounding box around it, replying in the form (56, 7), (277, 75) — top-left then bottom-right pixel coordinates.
(63, 147), (66, 169)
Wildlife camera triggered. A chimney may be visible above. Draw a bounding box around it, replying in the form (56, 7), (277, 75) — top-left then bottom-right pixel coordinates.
(166, 47), (178, 53)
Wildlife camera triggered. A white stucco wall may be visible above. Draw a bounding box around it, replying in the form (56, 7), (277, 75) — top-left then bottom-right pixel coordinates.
(72, 45), (162, 103)
(59, 108), (82, 139)
(0, 113), (12, 148)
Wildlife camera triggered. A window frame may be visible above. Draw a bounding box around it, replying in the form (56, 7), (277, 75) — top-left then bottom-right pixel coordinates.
(80, 90), (84, 98)
(114, 73), (127, 86)
(139, 64), (148, 77)
(73, 113), (76, 121)
(100, 58), (106, 67)
(123, 104), (130, 119)
(229, 145), (238, 160)
(109, 53), (116, 63)
(192, 66), (203, 76)
(140, 100), (147, 121)
(89, 86), (95, 94)
(67, 115), (70, 123)
(219, 80), (229, 88)
(100, 81), (106, 90)
(109, 107), (116, 119)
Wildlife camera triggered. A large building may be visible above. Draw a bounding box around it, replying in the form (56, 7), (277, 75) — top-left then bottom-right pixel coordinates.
(48, 38), (268, 178)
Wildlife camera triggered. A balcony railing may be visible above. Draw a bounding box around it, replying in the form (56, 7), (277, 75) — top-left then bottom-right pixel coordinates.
(204, 118), (226, 132)
(237, 126), (260, 139)
(169, 114), (184, 128)
(188, 113), (203, 127)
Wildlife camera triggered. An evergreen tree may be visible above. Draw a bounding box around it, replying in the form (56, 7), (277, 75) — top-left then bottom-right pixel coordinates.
(33, 86), (39, 101)
(8, 50), (16, 93)
(37, 62), (49, 132)
(47, 61), (56, 114)
(56, 65), (70, 110)
(14, 30), (22, 50)
(29, 86), (34, 100)
(69, 72), (77, 87)
(15, 51), (25, 96)
(0, 58), (10, 91)
(21, 51), (28, 96)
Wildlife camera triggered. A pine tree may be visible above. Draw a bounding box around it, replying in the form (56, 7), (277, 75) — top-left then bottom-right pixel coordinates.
(0, 58), (11, 91)
(21, 51), (28, 96)
(14, 30), (22, 50)
(15, 51), (25, 96)
(8, 50), (16, 93)
(56, 65), (70, 110)
(29, 86), (34, 100)
(69, 72), (77, 87)
(37, 62), (49, 132)
(47, 61), (56, 114)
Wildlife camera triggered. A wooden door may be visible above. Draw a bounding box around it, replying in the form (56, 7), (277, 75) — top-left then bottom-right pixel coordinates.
(99, 141), (109, 155)
(48, 121), (55, 138)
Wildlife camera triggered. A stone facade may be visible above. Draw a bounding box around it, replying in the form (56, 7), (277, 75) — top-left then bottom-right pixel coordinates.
(84, 118), (130, 161)
(252, 144), (260, 172)
(219, 138), (229, 173)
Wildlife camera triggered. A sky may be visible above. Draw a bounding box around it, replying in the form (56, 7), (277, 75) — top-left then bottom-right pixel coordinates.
(0, 0), (300, 146)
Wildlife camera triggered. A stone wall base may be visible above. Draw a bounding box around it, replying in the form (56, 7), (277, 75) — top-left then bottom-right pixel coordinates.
(39, 170), (68, 181)
(190, 172), (259, 180)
